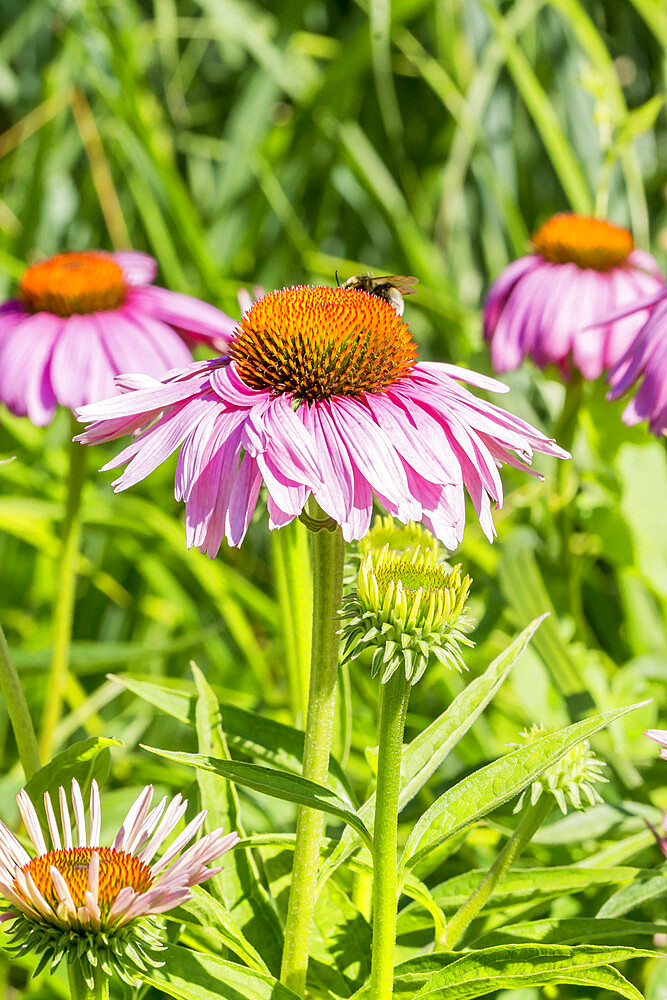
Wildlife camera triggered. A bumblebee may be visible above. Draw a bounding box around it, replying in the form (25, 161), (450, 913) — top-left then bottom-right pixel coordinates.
(340, 274), (418, 316)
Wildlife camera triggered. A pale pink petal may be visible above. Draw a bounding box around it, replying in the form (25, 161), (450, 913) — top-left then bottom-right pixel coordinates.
(71, 779), (87, 847)
(131, 285), (237, 346)
(16, 791), (47, 856)
(112, 250), (158, 286)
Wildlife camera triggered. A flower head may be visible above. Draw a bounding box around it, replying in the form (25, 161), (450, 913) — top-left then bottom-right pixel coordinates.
(512, 724), (607, 814)
(0, 250), (237, 425)
(0, 778), (238, 984)
(484, 213), (664, 381)
(76, 284), (567, 552)
(606, 289), (667, 436)
(340, 536), (474, 684)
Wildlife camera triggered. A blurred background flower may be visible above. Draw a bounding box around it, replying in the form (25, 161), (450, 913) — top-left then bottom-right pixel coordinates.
(0, 250), (236, 425)
(483, 214), (663, 381)
(607, 288), (667, 435)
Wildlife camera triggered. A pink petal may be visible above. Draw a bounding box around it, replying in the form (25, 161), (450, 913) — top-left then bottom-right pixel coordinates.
(112, 250), (158, 286)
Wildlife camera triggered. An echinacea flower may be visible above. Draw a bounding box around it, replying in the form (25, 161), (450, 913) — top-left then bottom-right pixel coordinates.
(645, 728), (667, 760)
(0, 778), (238, 983)
(484, 214), (664, 381)
(0, 250), (237, 426)
(76, 284), (568, 553)
(607, 288), (667, 435)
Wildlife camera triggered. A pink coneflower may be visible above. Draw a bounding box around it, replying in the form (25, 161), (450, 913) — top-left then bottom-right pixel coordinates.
(484, 214), (664, 381)
(606, 289), (667, 435)
(0, 250), (237, 426)
(76, 284), (567, 553)
(645, 728), (667, 760)
(0, 778), (238, 982)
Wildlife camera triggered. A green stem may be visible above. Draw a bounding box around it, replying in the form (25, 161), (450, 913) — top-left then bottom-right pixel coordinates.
(280, 501), (345, 996)
(445, 795), (552, 948)
(0, 624), (41, 779)
(40, 418), (86, 760)
(554, 372), (583, 500)
(67, 960), (110, 1000)
(369, 668), (412, 1000)
(271, 519), (313, 725)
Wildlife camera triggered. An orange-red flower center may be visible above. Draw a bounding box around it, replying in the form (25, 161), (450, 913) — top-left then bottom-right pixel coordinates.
(21, 847), (153, 917)
(20, 252), (126, 317)
(230, 285), (417, 401)
(532, 214), (633, 271)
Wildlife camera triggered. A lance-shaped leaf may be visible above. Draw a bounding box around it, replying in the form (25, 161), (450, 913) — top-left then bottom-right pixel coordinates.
(319, 618), (545, 888)
(397, 866), (646, 933)
(411, 944), (656, 1000)
(476, 916), (667, 947)
(190, 664), (283, 975)
(138, 944), (300, 1000)
(141, 746), (373, 850)
(401, 700), (648, 875)
(113, 671), (353, 800)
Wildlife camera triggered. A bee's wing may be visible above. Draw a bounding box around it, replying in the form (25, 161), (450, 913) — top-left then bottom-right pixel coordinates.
(388, 276), (419, 294)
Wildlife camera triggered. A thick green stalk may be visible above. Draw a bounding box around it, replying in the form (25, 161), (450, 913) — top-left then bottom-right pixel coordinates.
(67, 961), (110, 1000)
(0, 624), (41, 779)
(369, 668), (412, 1000)
(445, 794), (552, 948)
(271, 519), (312, 725)
(40, 419), (86, 760)
(280, 505), (345, 996)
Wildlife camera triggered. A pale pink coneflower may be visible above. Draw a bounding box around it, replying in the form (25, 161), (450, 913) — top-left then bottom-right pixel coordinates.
(76, 284), (569, 554)
(0, 778), (238, 982)
(0, 250), (237, 426)
(484, 214), (664, 381)
(606, 288), (667, 436)
(645, 728), (667, 760)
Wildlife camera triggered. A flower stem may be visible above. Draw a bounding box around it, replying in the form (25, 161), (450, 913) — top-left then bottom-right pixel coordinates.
(554, 371), (583, 501)
(444, 794), (552, 948)
(67, 960), (110, 1000)
(271, 519), (312, 725)
(280, 502), (345, 996)
(369, 668), (412, 1000)
(40, 417), (86, 760)
(0, 624), (41, 779)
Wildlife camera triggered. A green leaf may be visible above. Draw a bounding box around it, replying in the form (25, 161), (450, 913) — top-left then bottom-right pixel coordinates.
(400, 700), (648, 874)
(319, 619), (544, 888)
(498, 533), (585, 702)
(398, 866), (645, 932)
(412, 944), (656, 1000)
(615, 95), (665, 149)
(597, 870), (667, 918)
(138, 944), (300, 1000)
(114, 672), (353, 800)
(399, 616), (548, 812)
(24, 737), (121, 827)
(190, 664), (283, 976)
(167, 886), (268, 973)
(476, 916), (667, 946)
(141, 745), (373, 849)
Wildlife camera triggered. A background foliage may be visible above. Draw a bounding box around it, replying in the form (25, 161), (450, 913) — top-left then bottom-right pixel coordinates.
(0, 0), (665, 998)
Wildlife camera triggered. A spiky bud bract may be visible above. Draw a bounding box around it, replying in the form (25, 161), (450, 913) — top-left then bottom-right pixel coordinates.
(512, 724), (608, 814)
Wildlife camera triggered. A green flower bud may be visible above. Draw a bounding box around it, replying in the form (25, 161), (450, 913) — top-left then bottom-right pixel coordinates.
(512, 724), (608, 815)
(340, 543), (474, 685)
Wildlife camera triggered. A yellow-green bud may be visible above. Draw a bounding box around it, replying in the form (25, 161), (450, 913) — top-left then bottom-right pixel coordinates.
(340, 543), (474, 685)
